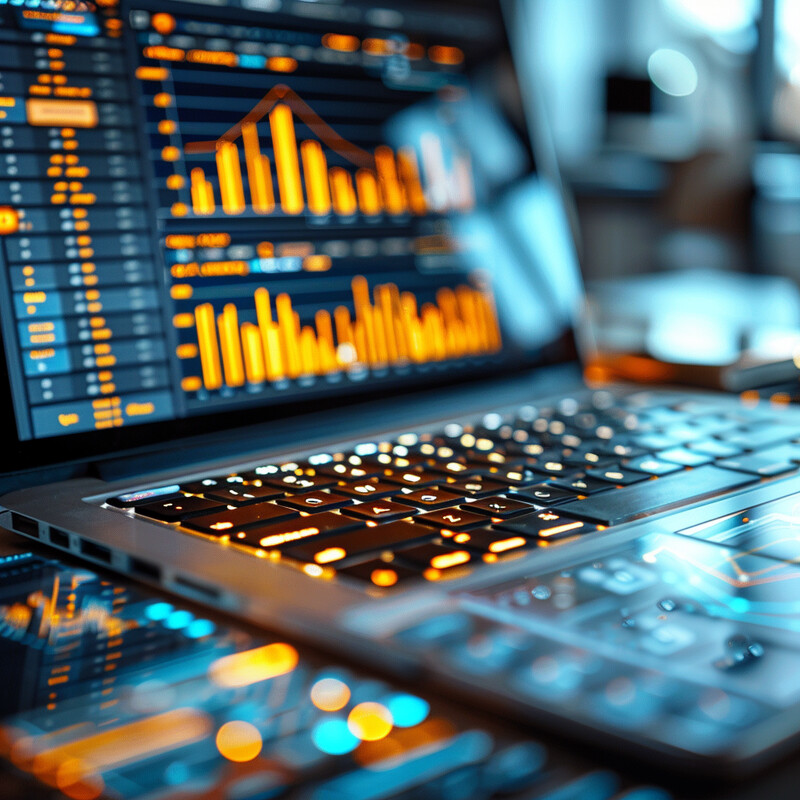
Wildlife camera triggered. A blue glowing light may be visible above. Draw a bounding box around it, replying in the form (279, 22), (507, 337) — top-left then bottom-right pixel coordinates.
(311, 718), (359, 755)
(164, 610), (194, 630)
(145, 602), (174, 622)
(384, 694), (430, 728)
(729, 597), (750, 614)
(185, 619), (216, 639)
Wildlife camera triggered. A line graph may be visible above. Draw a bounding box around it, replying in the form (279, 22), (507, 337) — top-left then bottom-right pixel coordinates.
(146, 80), (475, 218)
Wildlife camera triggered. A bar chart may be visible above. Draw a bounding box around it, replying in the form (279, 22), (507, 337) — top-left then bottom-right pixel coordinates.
(176, 85), (475, 219)
(185, 276), (502, 391)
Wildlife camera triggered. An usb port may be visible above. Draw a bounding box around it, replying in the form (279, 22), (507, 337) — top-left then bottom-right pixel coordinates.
(79, 539), (112, 564)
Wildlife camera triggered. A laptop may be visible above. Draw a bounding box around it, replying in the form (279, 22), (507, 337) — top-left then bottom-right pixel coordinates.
(4, 0), (800, 779)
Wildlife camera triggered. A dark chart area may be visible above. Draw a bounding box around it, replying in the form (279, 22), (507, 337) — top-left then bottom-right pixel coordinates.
(130, 2), (508, 415)
(0, 1), (176, 440)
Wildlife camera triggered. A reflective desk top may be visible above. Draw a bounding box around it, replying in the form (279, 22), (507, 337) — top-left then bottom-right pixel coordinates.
(1, 527), (800, 800)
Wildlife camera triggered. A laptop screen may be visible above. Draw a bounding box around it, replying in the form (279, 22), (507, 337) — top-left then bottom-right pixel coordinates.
(0, 0), (580, 464)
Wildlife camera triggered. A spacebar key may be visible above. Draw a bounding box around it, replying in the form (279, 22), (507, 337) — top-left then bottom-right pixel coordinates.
(557, 465), (757, 525)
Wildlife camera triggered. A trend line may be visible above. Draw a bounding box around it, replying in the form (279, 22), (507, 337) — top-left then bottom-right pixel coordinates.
(183, 84), (375, 168)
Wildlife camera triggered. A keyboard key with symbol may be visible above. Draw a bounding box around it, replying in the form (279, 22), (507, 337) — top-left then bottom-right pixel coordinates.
(415, 508), (487, 530)
(279, 491), (352, 512)
(136, 495), (223, 522)
(494, 509), (591, 540)
(510, 483), (577, 506)
(467, 496), (536, 518)
(182, 503), (298, 535)
(446, 476), (510, 497)
(282, 520), (433, 564)
(395, 488), (466, 509)
(330, 480), (399, 499)
(341, 500), (417, 521)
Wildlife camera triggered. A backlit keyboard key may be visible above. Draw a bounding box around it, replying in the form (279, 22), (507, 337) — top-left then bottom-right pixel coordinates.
(282, 520), (433, 565)
(261, 474), (335, 493)
(182, 503), (298, 535)
(395, 543), (474, 575)
(656, 447), (713, 467)
(340, 500), (417, 521)
(446, 476), (510, 497)
(278, 491), (352, 513)
(337, 559), (419, 588)
(136, 495), (223, 522)
(549, 475), (610, 494)
(242, 511), (363, 550)
(466, 496), (536, 518)
(590, 466), (649, 485)
(415, 508), (487, 530)
(384, 469), (441, 488)
(457, 528), (534, 554)
(395, 488), (466, 509)
(316, 462), (382, 480)
(494, 509), (591, 540)
(329, 479), (399, 499)
(510, 483), (577, 505)
(204, 485), (285, 505)
(107, 485), (180, 508)
(623, 456), (682, 476)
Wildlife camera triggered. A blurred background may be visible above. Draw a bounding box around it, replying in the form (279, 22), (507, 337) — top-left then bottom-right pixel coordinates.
(525, 0), (800, 393)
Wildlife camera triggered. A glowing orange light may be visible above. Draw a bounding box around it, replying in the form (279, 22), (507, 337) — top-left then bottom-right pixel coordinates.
(151, 12), (176, 34)
(310, 677), (351, 711)
(0, 207), (20, 235)
(489, 536), (526, 553)
(370, 569), (398, 587)
(209, 643), (299, 688)
(215, 721), (262, 763)
(430, 551), (470, 570)
(347, 702), (393, 741)
(315, 547), (346, 564)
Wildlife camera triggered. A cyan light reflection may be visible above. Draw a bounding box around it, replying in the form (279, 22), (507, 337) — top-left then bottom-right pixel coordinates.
(384, 694), (430, 728)
(312, 718), (359, 755)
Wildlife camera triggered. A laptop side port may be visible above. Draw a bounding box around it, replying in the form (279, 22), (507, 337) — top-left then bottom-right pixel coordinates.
(79, 539), (112, 564)
(10, 513), (39, 538)
(49, 528), (70, 548)
(174, 574), (221, 602)
(129, 557), (162, 582)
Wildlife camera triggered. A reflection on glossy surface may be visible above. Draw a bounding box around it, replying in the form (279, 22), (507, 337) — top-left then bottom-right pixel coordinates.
(0, 550), (672, 799)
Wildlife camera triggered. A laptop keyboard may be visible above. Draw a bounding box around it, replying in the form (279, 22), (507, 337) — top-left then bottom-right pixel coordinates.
(104, 391), (800, 589)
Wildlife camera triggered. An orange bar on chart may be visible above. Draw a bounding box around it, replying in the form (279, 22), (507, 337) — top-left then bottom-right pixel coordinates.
(299, 327), (320, 375)
(356, 169), (381, 215)
(269, 104), (304, 215)
(276, 293), (302, 377)
(374, 146), (405, 215)
(242, 122), (275, 214)
(190, 168), (215, 215)
(300, 140), (331, 215)
(216, 142), (246, 215)
(194, 303), (223, 390)
(254, 287), (283, 380)
(241, 322), (266, 383)
(376, 284), (398, 362)
(397, 147), (427, 215)
(218, 304), (245, 386)
(329, 167), (357, 216)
